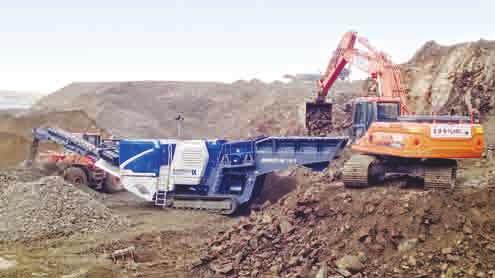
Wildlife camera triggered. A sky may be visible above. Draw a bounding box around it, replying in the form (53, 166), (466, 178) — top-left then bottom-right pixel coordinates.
(0, 0), (493, 94)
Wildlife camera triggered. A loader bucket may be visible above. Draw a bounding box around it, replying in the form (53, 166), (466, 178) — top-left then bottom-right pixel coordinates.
(305, 102), (332, 136)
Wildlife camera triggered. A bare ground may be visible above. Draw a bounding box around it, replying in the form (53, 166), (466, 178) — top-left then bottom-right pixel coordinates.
(0, 173), (237, 278)
(2, 156), (494, 278)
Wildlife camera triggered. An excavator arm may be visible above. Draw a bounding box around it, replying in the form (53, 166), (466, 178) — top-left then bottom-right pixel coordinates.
(306, 31), (409, 135)
(344, 49), (409, 114)
(316, 31), (357, 102)
(306, 31), (357, 135)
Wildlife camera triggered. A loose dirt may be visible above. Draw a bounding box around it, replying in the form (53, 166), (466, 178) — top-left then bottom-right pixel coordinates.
(194, 158), (495, 277)
(0, 133), (29, 168)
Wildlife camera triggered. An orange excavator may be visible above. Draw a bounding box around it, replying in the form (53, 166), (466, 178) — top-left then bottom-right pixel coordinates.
(306, 31), (485, 189)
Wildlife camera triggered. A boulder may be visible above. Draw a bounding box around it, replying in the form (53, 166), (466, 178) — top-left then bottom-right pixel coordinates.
(335, 255), (365, 273)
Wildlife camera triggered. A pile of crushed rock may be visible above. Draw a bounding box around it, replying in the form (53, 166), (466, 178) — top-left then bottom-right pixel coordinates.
(193, 163), (495, 277)
(0, 170), (127, 242)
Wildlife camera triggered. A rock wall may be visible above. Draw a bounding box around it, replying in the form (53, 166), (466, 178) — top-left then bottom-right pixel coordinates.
(403, 40), (495, 117)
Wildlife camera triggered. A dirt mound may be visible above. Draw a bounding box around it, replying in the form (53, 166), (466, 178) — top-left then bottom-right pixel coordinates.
(33, 80), (362, 139)
(0, 90), (42, 110)
(194, 161), (495, 277)
(0, 170), (128, 242)
(0, 133), (29, 168)
(0, 110), (102, 168)
(407, 41), (450, 65)
(403, 39), (495, 117)
(0, 110), (100, 138)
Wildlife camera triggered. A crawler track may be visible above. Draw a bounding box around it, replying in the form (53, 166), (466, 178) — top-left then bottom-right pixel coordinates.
(343, 154), (457, 191)
(170, 195), (238, 215)
(424, 162), (457, 190)
(343, 154), (376, 188)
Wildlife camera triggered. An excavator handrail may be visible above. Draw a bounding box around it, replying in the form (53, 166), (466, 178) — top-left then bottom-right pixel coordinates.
(398, 115), (472, 123)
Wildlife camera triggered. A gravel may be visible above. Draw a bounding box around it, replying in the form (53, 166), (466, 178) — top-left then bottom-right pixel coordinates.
(0, 171), (127, 242)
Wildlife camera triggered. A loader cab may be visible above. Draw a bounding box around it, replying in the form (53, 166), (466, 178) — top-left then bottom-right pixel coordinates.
(82, 133), (102, 147)
(351, 97), (401, 139)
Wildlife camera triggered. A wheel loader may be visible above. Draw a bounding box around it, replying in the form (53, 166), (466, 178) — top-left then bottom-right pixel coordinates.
(27, 127), (122, 193)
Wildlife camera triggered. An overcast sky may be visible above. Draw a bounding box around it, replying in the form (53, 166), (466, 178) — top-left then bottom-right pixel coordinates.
(0, 0), (493, 94)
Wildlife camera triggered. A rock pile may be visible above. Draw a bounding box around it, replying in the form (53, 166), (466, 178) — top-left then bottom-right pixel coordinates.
(446, 62), (495, 117)
(0, 171), (127, 242)
(194, 166), (495, 277)
(403, 39), (495, 116)
(306, 104), (333, 136)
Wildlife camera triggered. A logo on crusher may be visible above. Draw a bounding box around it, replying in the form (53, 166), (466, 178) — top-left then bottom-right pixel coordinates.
(173, 169), (197, 176)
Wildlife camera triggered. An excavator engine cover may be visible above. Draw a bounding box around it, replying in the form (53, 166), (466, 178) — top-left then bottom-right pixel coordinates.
(305, 102), (332, 136)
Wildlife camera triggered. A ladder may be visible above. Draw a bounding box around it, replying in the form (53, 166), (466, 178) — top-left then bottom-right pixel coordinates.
(155, 190), (167, 207)
(155, 143), (173, 207)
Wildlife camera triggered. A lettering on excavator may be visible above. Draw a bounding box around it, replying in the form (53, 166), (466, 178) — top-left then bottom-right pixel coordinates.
(431, 124), (472, 138)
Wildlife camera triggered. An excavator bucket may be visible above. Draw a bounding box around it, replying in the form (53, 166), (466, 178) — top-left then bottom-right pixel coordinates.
(305, 102), (332, 136)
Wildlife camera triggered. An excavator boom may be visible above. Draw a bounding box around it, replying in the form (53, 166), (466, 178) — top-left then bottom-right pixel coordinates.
(306, 31), (357, 135)
(316, 31), (357, 101)
(306, 31), (409, 135)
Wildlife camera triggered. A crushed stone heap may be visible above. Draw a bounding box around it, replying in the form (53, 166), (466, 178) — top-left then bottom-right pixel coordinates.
(0, 171), (127, 242)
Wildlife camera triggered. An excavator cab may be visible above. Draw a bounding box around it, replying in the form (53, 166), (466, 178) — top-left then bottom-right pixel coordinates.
(351, 97), (400, 139)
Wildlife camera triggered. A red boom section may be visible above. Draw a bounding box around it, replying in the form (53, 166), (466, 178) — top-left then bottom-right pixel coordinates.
(315, 31), (409, 114)
(316, 31), (357, 102)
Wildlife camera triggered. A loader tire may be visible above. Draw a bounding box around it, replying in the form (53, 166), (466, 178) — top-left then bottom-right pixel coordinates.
(102, 174), (123, 193)
(64, 167), (88, 186)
